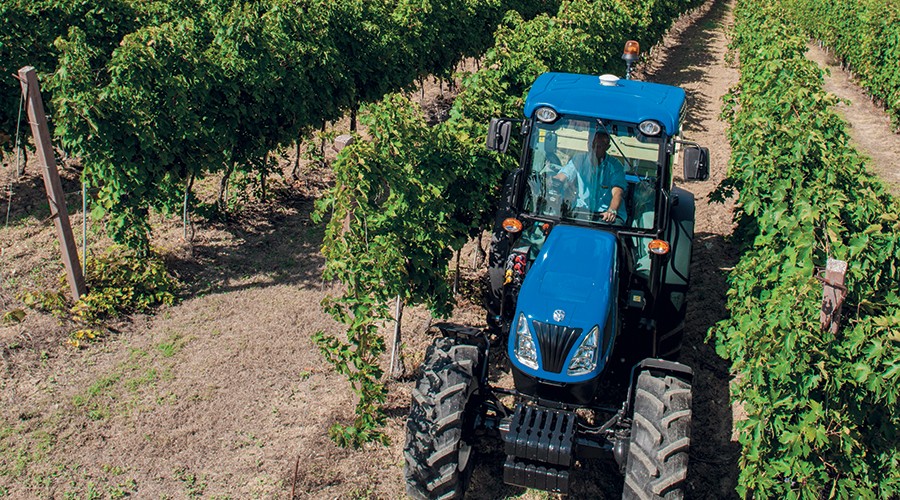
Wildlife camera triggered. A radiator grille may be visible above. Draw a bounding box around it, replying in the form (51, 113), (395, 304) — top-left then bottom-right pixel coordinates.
(532, 321), (582, 373)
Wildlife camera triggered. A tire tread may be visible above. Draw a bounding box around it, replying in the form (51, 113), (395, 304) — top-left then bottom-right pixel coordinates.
(404, 338), (481, 500)
(622, 372), (692, 500)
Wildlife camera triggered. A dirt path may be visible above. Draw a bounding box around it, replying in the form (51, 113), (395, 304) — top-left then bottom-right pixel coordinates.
(805, 44), (900, 195)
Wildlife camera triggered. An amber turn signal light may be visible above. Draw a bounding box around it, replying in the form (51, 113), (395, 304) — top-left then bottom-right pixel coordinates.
(648, 239), (670, 255)
(503, 218), (523, 233)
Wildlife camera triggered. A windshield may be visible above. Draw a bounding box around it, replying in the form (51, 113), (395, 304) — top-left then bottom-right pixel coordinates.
(523, 116), (661, 230)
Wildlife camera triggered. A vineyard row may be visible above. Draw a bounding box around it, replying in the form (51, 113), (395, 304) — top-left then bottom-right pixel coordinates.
(713, 0), (900, 496)
(1, 0), (559, 252)
(780, 0), (900, 129)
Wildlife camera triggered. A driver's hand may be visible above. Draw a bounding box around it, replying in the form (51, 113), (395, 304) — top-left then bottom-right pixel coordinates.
(600, 210), (617, 222)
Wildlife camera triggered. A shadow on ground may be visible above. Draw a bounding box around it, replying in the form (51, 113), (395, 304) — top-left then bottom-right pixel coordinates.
(167, 182), (329, 297)
(682, 231), (741, 499)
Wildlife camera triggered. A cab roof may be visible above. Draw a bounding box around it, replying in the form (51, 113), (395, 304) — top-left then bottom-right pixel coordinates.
(523, 72), (685, 135)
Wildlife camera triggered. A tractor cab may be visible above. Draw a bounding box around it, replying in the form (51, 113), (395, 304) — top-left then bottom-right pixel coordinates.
(487, 72), (708, 370)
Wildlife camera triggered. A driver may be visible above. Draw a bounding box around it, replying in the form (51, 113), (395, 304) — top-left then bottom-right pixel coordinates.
(553, 131), (627, 224)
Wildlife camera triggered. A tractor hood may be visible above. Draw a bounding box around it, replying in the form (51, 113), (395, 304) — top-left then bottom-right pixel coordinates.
(509, 225), (618, 382)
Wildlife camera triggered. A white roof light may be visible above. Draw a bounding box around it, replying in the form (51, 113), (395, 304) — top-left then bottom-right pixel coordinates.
(599, 74), (620, 87)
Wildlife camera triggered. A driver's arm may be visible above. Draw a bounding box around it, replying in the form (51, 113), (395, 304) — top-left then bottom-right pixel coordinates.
(554, 157), (578, 182)
(609, 186), (624, 213)
(599, 186), (625, 222)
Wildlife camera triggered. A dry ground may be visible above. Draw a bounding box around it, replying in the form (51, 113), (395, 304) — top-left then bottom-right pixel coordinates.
(1, 0), (897, 498)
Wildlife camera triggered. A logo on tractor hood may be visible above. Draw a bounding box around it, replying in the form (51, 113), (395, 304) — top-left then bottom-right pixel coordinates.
(553, 309), (566, 322)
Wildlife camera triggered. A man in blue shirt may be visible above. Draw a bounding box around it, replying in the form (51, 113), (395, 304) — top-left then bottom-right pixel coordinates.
(553, 131), (628, 224)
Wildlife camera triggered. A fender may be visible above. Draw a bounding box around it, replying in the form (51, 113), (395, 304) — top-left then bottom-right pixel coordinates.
(624, 357), (693, 417)
(664, 186), (695, 288)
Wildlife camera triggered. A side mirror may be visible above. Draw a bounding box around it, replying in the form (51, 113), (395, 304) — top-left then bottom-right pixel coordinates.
(682, 146), (709, 181)
(486, 118), (512, 153)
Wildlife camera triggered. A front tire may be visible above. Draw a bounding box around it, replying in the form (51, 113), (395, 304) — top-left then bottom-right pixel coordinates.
(405, 337), (483, 499)
(623, 371), (692, 500)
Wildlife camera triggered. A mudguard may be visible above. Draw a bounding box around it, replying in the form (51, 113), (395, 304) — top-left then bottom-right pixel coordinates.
(508, 225), (618, 384)
(665, 186), (695, 288)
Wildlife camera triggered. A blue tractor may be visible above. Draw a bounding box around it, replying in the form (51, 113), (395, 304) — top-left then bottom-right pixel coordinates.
(404, 42), (709, 499)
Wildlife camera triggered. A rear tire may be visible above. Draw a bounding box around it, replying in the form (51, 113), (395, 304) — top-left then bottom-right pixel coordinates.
(623, 371), (692, 500)
(405, 337), (483, 500)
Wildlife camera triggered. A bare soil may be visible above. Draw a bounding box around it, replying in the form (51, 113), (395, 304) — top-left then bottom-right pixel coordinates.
(4, 0), (895, 498)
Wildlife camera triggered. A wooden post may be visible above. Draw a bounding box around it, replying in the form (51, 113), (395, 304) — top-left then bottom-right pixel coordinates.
(820, 258), (847, 334)
(18, 66), (85, 301)
(389, 295), (404, 379)
(453, 250), (460, 295)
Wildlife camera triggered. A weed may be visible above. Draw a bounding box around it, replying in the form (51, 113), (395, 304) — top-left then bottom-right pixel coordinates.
(83, 373), (121, 400)
(156, 333), (188, 358)
(174, 467), (207, 498)
(85, 482), (102, 500)
(108, 478), (138, 498)
(237, 431), (264, 449)
(16, 246), (179, 351)
(72, 246), (178, 324)
(73, 372), (121, 419)
(155, 392), (177, 405)
(0, 308), (25, 325)
(125, 369), (157, 391)
(348, 485), (375, 499)
(18, 290), (68, 318)
(100, 464), (125, 475)
(128, 348), (147, 359)
(68, 329), (104, 349)
(87, 408), (109, 421)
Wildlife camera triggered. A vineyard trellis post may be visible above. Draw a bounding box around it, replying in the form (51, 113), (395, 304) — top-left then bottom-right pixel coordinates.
(17, 66), (85, 301)
(389, 294), (404, 379)
(820, 258), (847, 334)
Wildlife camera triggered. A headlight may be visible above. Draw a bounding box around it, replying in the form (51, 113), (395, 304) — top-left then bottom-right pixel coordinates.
(534, 106), (558, 123)
(638, 120), (662, 136)
(514, 313), (539, 369)
(567, 326), (599, 376)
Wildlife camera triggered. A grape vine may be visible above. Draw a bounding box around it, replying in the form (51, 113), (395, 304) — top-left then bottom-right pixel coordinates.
(713, 0), (900, 495)
(779, 0), (900, 129)
(2, 0), (558, 253)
